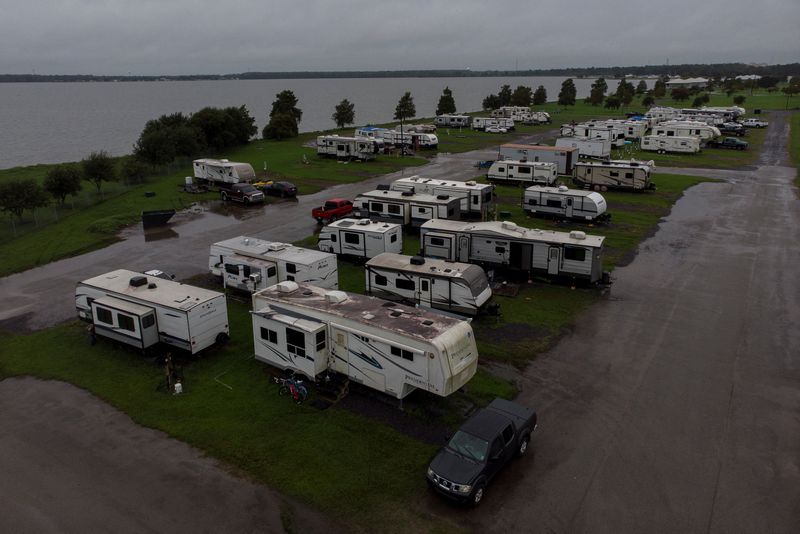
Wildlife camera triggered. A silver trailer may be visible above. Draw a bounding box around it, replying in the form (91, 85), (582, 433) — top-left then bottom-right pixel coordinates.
(472, 117), (515, 131)
(76, 269), (229, 354)
(434, 114), (471, 128)
(354, 190), (461, 227)
(641, 135), (701, 154)
(318, 218), (403, 259)
(487, 160), (558, 186)
(499, 144), (579, 175)
(251, 282), (479, 399)
(316, 135), (379, 160)
(561, 124), (626, 147)
(193, 159), (256, 186)
(652, 122), (720, 141)
(573, 160), (655, 191)
(523, 185), (609, 222)
(420, 220), (606, 283)
(390, 176), (495, 219)
(555, 136), (612, 158)
(209, 237), (339, 292)
(364, 253), (492, 316)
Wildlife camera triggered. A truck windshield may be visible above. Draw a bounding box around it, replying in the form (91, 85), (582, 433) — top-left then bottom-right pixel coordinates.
(447, 430), (488, 462)
(240, 185), (256, 193)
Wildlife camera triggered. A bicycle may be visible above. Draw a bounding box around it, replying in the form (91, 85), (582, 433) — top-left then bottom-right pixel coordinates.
(274, 375), (309, 405)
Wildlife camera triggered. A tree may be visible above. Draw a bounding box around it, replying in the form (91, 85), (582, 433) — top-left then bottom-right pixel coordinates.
(733, 95), (746, 106)
(331, 98), (356, 129)
(82, 151), (116, 193)
(43, 165), (82, 205)
(436, 87), (456, 115)
(263, 90), (302, 140)
(532, 85), (547, 106)
(692, 93), (711, 108)
(587, 77), (607, 106)
(615, 78), (636, 107)
(498, 85), (512, 106)
(558, 78), (577, 106)
(653, 76), (668, 97)
(604, 95), (621, 110)
(394, 92), (416, 155)
(134, 128), (177, 166)
(642, 95), (655, 107)
(636, 80), (648, 94)
(482, 93), (501, 110)
(510, 85), (533, 107)
(121, 157), (150, 185)
(0, 179), (49, 225)
(757, 76), (782, 89)
(670, 87), (691, 101)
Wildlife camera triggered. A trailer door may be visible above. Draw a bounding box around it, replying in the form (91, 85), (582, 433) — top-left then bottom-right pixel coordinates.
(547, 247), (561, 275)
(342, 231), (366, 257)
(458, 235), (470, 262)
(565, 197), (574, 218)
(510, 242), (533, 269)
(418, 278), (433, 308)
(330, 326), (349, 375)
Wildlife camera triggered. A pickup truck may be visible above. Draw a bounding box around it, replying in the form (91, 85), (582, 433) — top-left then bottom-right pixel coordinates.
(706, 137), (748, 150)
(742, 118), (769, 128)
(427, 398), (537, 506)
(312, 198), (353, 223)
(220, 183), (265, 204)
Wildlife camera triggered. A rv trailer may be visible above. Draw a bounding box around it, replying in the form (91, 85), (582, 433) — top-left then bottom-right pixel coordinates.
(555, 137), (612, 158)
(523, 185), (609, 222)
(420, 220), (606, 283)
(640, 135), (701, 154)
(318, 218), (403, 259)
(353, 189), (461, 227)
(390, 176), (495, 219)
(365, 253), (492, 316)
(573, 160), (655, 191)
(560, 124), (626, 147)
(499, 144), (579, 175)
(251, 282), (479, 399)
(316, 135), (379, 161)
(209, 236), (338, 292)
(472, 117), (514, 131)
(354, 126), (390, 139)
(76, 269), (229, 354)
(652, 121), (720, 140)
(434, 114), (471, 128)
(193, 159), (256, 187)
(407, 131), (439, 149)
(486, 160), (558, 186)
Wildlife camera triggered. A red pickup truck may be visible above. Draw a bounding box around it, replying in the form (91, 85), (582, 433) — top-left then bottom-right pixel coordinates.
(312, 198), (353, 223)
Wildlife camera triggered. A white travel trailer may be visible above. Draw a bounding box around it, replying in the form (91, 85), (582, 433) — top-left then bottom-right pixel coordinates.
(354, 126), (389, 139)
(251, 282), (478, 399)
(588, 119), (648, 140)
(560, 123), (626, 147)
(573, 160), (655, 191)
(555, 136), (612, 158)
(209, 236), (338, 292)
(408, 131), (439, 149)
(652, 121), (720, 140)
(75, 269), (229, 354)
(641, 135), (701, 154)
(364, 253), (492, 316)
(486, 160), (558, 186)
(390, 176), (495, 219)
(354, 190), (461, 227)
(434, 114), (471, 128)
(318, 218), (403, 259)
(499, 144), (579, 175)
(472, 117), (514, 131)
(316, 135), (379, 161)
(645, 106), (680, 124)
(490, 106), (530, 118)
(193, 159), (256, 186)
(523, 185), (609, 222)
(420, 220), (606, 283)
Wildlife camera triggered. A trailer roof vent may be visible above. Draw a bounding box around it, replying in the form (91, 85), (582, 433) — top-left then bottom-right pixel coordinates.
(267, 242), (287, 251)
(148, 283), (157, 289)
(570, 230), (587, 240)
(129, 276), (148, 287)
(382, 301), (395, 307)
(465, 181), (477, 186)
(377, 184), (390, 191)
(422, 319), (434, 326)
(558, 185), (569, 192)
(324, 290), (348, 304)
(358, 218), (371, 225)
(410, 256), (425, 265)
(390, 310), (403, 317)
(501, 221), (518, 231)
(220, 159), (229, 163)
(401, 190), (414, 197)
(362, 313), (375, 320)
(275, 281), (299, 293)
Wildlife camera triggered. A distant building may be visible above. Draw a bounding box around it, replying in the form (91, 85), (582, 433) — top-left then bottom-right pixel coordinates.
(665, 77), (708, 89)
(736, 74), (762, 81)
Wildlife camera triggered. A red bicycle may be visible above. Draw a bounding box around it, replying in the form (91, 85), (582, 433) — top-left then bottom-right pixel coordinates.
(274, 375), (309, 405)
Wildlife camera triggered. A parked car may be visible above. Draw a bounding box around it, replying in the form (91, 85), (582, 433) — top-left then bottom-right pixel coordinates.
(706, 137), (749, 150)
(427, 398), (537, 507)
(719, 123), (746, 137)
(742, 118), (769, 128)
(221, 183), (265, 204)
(257, 180), (298, 198)
(311, 198), (353, 223)
(485, 126), (508, 134)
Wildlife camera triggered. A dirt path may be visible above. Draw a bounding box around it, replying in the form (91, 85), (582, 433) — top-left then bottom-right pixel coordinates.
(0, 377), (336, 534)
(424, 111), (800, 531)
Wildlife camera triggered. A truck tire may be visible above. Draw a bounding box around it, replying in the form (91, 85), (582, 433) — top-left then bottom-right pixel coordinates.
(221, 191), (228, 201)
(215, 333), (229, 345)
(517, 435), (531, 457)
(469, 482), (486, 507)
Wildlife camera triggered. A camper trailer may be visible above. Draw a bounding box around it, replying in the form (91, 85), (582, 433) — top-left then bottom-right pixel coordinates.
(209, 237), (338, 292)
(645, 106), (680, 124)
(420, 220), (606, 283)
(408, 131), (439, 149)
(490, 106), (530, 118)
(390, 176), (494, 219)
(364, 253), (492, 316)
(353, 190), (461, 227)
(486, 160), (558, 186)
(523, 185), (609, 222)
(355, 126), (389, 139)
(586, 119), (648, 139)
(652, 121), (720, 141)
(499, 144), (579, 175)
(573, 160), (655, 191)
(75, 269), (229, 354)
(641, 135), (701, 154)
(316, 135), (379, 161)
(318, 218), (403, 259)
(434, 115), (471, 128)
(193, 159), (256, 187)
(250, 282), (479, 399)
(555, 137), (612, 158)
(472, 117), (514, 131)
(561, 124), (626, 147)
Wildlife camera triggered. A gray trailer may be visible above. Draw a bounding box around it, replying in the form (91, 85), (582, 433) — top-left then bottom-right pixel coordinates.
(354, 189), (461, 227)
(499, 144), (579, 175)
(390, 176), (495, 219)
(523, 185), (609, 222)
(573, 160), (655, 191)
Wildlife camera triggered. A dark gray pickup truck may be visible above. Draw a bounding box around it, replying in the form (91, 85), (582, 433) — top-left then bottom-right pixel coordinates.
(427, 398), (537, 506)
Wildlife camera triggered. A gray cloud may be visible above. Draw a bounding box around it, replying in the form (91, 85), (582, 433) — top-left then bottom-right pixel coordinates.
(2, 0), (798, 74)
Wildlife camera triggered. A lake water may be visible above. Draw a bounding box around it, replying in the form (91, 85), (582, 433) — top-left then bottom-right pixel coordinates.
(0, 76), (609, 169)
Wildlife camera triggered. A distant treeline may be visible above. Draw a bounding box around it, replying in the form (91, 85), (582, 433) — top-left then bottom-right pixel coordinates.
(2, 63), (799, 83)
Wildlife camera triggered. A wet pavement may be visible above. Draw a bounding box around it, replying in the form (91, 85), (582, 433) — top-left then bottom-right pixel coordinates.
(424, 112), (800, 532)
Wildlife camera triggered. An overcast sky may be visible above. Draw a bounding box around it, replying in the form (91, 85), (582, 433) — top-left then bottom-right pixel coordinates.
(2, 0), (798, 75)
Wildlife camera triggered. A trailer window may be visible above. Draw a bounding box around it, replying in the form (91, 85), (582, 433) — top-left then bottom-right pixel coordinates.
(286, 328), (306, 358)
(267, 266), (277, 278)
(329, 234), (337, 243)
(609, 171), (619, 177)
(421, 280), (429, 291)
(430, 237), (445, 246)
(118, 314), (135, 333)
(472, 195), (478, 205)
(241, 265), (251, 277)
(390, 233), (398, 243)
(396, 278), (415, 291)
(142, 314), (155, 328)
(625, 172), (633, 178)
(225, 264), (239, 275)
(495, 246), (506, 254)
(546, 199), (561, 208)
(260, 327), (277, 344)
(564, 247), (587, 261)
(370, 202), (383, 212)
(518, 166), (531, 174)
(344, 233), (360, 245)
(374, 275), (387, 286)
(315, 331), (326, 352)
(391, 346), (414, 361)
(388, 204), (401, 215)
(448, 208), (455, 216)
(96, 307), (113, 325)
(286, 263), (297, 274)
(496, 167), (505, 173)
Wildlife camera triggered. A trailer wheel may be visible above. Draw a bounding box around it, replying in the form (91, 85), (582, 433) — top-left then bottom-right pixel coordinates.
(215, 333), (229, 345)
